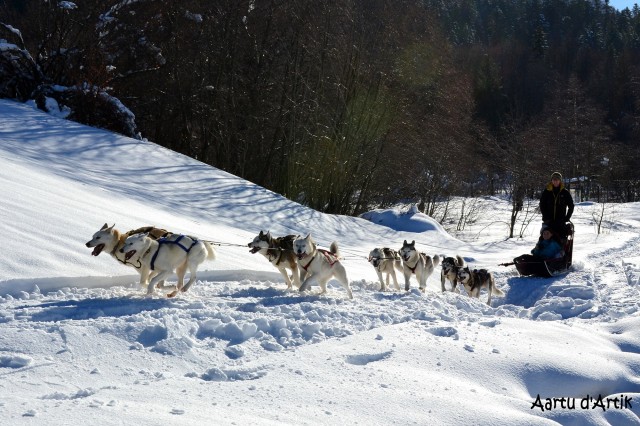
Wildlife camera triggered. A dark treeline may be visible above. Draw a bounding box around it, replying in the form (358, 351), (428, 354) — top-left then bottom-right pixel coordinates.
(1, 0), (638, 218)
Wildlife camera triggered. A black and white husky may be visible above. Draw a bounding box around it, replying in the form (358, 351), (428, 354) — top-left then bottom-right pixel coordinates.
(293, 234), (353, 299)
(398, 240), (441, 292)
(456, 266), (504, 305)
(440, 255), (465, 293)
(368, 247), (403, 291)
(248, 231), (302, 290)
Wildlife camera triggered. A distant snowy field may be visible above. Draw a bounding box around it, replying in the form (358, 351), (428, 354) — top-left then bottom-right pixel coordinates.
(1, 99), (640, 425)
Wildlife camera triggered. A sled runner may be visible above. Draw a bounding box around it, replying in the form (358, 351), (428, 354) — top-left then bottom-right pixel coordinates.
(500, 222), (574, 278)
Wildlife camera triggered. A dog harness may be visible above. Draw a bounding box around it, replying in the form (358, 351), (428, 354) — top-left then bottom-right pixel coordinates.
(267, 248), (282, 266)
(301, 249), (339, 272)
(405, 254), (426, 274)
(267, 248), (283, 265)
(112, 239), (145, 268)
(370, 249), (400, 270)
(320, 249), (339, 266)
(150, 235), (198, 270)
(111, 244), (142, 267)
(115, 228), (172, 269)
(301, 256), (315, 271)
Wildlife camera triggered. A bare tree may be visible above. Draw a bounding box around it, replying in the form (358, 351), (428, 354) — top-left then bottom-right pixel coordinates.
(591, 202), (616, 235)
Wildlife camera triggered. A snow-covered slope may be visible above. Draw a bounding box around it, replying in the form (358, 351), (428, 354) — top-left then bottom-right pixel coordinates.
(1, 99), (640, 425)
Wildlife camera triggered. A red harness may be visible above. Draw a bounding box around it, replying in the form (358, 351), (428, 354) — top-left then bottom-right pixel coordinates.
(301, 249), (339, 271)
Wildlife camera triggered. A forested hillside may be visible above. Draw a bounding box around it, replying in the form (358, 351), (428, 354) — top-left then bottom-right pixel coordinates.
(1, 0), (638, 215)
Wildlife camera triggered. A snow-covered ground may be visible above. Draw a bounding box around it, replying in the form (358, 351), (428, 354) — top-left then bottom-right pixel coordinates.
(1, 99), (640, 425)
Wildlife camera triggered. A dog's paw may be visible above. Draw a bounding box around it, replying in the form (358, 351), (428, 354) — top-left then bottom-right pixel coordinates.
(166, 290), (179, 298)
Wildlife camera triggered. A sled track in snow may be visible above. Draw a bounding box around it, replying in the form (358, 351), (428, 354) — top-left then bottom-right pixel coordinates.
(584, 233), (640, 321)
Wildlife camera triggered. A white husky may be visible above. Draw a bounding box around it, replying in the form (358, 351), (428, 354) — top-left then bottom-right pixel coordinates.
(368, 247), (403, 291)
(85, 223), (170, 286)
(120, 232), (216, 297)
(398, 240), (441, 292)
(293, 234), (353, 299)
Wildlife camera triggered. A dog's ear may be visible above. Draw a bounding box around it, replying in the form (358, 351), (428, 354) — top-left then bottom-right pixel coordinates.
(259, 230), (264, 237)
(108, 224), (115, 231)
(266, 231), (271, 239)
(101, 223), (109, 230)
(411, 240), (415, 246)
(403, 240), (408, 245)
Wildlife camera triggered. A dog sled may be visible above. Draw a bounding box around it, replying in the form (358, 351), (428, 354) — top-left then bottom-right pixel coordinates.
(500, 222), (574, 278)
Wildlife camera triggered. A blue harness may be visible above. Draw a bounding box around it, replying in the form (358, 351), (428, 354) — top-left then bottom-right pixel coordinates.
(150, 235), (198, 270)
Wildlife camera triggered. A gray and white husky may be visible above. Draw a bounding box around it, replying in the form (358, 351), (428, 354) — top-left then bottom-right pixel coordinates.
(456, 266), (504, 305)
(440, 255), (465, 293)
(120, 232), (216, 297)
(398, 240), (441, 292)
(368, 247), (403, 291)
(293, 234), (353, 299)
(248, 230), (303, 290)
(85, 223), (171, 286)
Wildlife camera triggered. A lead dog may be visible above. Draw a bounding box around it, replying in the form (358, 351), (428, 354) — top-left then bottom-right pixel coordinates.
(293, 234), (353, 299)
(120, 232), (216, 297)
(440, 255), (465, 293)
(248, 231), (303, 290)
(456, 266), (504, 305)
(398, 240), (441, 292)
(85, 223), (171, 286)
(368, 247), (403, 291)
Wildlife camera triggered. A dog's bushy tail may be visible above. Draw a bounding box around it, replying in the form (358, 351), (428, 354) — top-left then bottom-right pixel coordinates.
(456, 255), (465, 267)
(204, 241), (217, 260)
(491, 277), (504, 296)
(432, 254), (441, 268)
(330, 241), (340, 258)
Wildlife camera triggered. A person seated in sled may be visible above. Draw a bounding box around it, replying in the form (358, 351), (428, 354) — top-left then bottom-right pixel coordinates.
(513, 227), (563, 264)
(540, 171), (574, 239)
(531, 227), (563, 260)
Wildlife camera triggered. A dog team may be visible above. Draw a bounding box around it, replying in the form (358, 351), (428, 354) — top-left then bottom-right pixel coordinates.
(86, 224), (503, 303)
(366, 242), (502, 304)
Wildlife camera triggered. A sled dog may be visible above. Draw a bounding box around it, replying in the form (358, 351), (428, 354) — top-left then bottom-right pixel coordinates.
(120, 232), (216, 297)
(368, 247), (403, 291)
(440, 255), (465, 293)
(398, 240), (441, 292)
(456, 266), (504, 305)
(248, 231), (303, 290)
(293, 234), (353, 299)
(85, 223), (171, 285)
